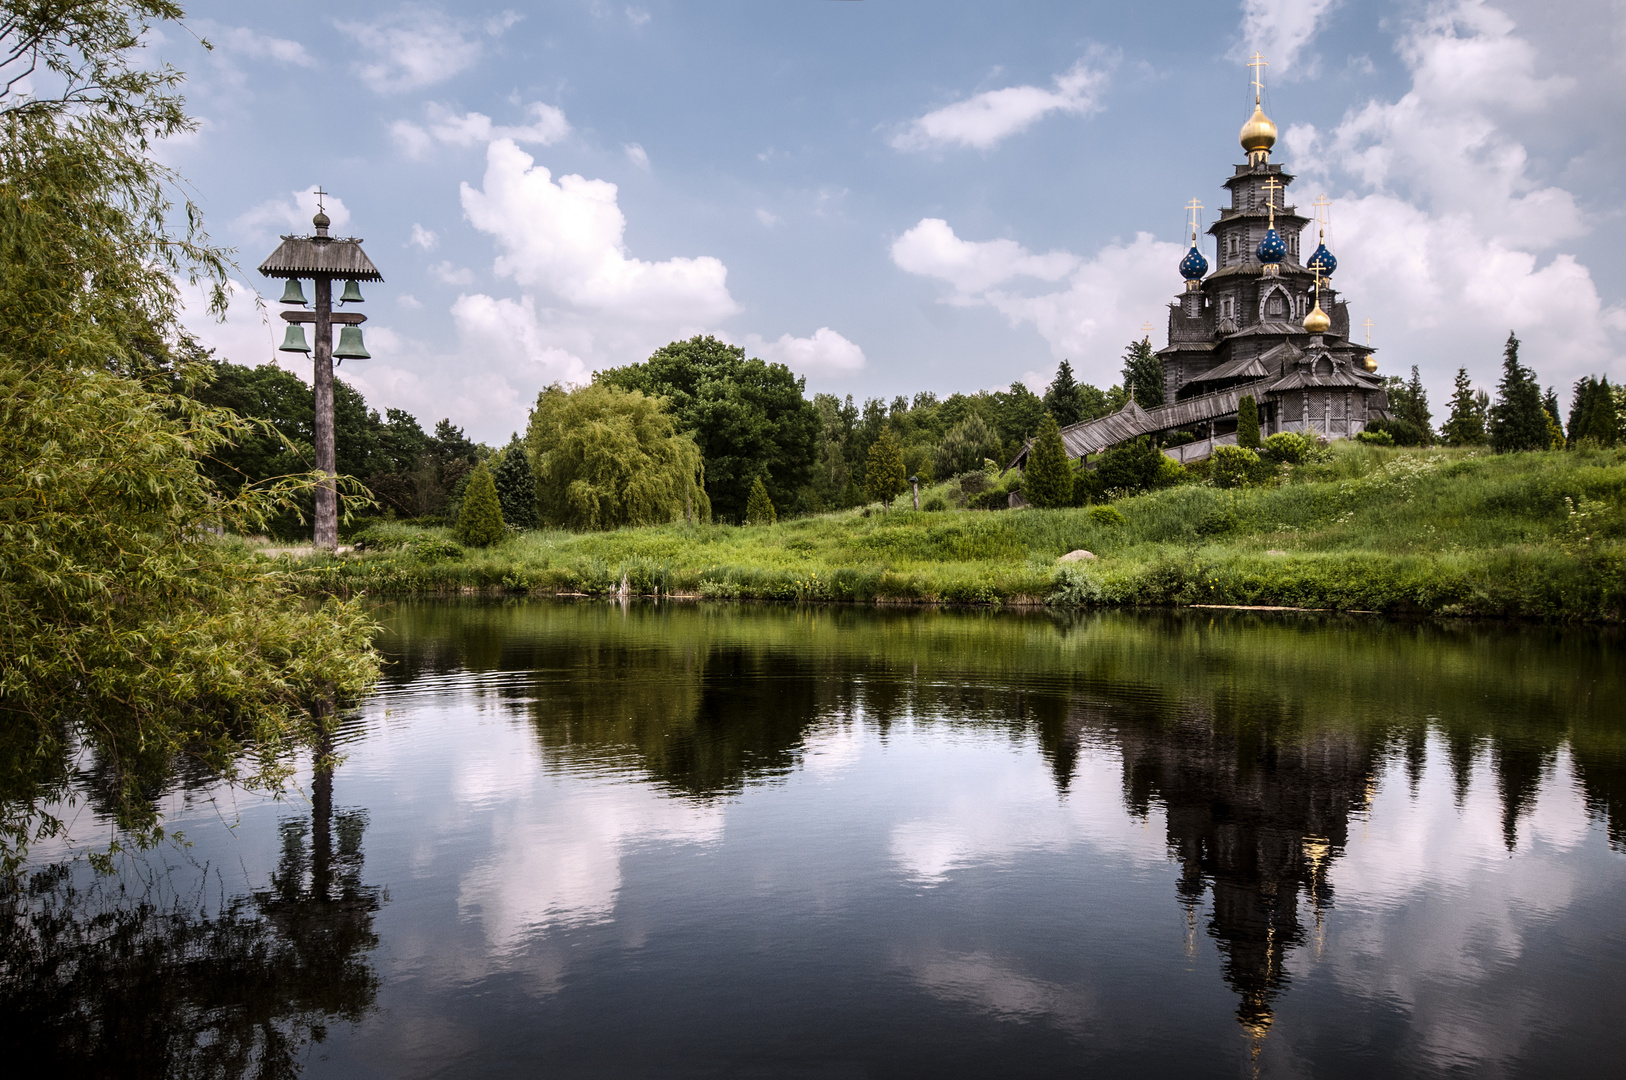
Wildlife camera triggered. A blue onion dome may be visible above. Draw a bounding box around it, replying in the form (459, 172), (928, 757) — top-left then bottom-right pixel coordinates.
(1255, 228), (1286, 265)
(1179, 243), (1208, 281)
(1306, 242), (1337, 277)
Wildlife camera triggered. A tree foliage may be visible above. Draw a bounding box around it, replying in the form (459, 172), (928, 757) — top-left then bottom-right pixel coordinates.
(0, 1), (379, 870)
(1441, 367), (1487, 446)
(864, 427), (907, 511)
(1386, 366), (1434, 444)
(934, 411), (1002, 478)
(455, 462), (506, 547)
(492, 434), (537, 528)
(526, 382), (709, 531)
(1121, 337), (1164, 408)
(1237, 394), (1261, 449)
(598, 336), (818, 522)
(1488, 333), (1550, 453)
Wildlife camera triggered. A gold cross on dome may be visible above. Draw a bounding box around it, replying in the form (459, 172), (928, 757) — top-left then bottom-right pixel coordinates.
(1261, 177), (1282, 227)
(1185, 197), (1204, 241)
(1141, 321), (1153, 342)
(1363, 317), (1374, 346)
(1248, 52), (1268, 103)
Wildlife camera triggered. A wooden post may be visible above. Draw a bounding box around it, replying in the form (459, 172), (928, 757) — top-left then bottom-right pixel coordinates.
(312, 275), (337, 550)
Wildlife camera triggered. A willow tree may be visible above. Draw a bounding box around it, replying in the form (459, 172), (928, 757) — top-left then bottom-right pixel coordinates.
(526, 382), (709, 530)
(0, 1), (379, 871)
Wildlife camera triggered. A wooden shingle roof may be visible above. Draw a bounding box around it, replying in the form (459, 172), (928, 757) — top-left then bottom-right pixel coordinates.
(258, 236), (383, 281)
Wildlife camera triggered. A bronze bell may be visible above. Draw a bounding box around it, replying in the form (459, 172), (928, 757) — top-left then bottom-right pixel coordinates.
(279, 278), (308, 306)
(338, 279), (365, 304)
(333, 325), (370, 360)
(278, 325), (311, 353)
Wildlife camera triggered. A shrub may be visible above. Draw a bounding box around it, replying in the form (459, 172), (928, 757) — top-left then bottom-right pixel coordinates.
(1088, 505), (1126, 526)
(922, 494), (949, 512)
(1261, 431), (1312, 464)
(1093, 436), (1165, 496)
(456, 462), (507, 547)
(1211, 444), (1262, 488)
(968, 488), (1010, 510)
(1365, 417), (1424, 446)
(1357, 428), (1395, 446)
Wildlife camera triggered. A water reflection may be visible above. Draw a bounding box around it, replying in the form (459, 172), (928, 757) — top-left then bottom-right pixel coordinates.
(5, 600), (1622, 1077)
(0, 754), (382, 1078)
(380, 601), (1623, 1045)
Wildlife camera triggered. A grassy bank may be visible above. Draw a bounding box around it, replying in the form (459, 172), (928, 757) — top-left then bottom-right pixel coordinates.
(266, 443), (1626, 621)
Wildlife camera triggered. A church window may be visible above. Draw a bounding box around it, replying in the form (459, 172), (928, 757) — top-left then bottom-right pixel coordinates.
(1266, 292), (1286, 317)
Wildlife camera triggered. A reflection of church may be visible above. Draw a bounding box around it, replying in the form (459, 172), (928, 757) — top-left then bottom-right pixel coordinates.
(1042, 58), (1389, 464)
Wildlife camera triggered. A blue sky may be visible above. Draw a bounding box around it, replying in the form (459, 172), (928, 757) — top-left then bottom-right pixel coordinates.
(164, 0), (1626, 442)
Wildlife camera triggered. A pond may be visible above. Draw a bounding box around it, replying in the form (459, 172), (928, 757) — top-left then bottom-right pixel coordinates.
(6, 601), (1625, 1078)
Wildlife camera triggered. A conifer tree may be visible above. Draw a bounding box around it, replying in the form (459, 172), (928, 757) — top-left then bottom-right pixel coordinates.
(1121, 336), (1164, 408)
(864, 427), (908, 511)
(1441, 368), (1486, 446)
(1543, 387), (1566, 450)
(745, 476), (777, 525)
(1568, 376), (1619, 447)
(492, 434), (536, 529)
(1488, 333), (1550, 452)
(1236, 394), (1261, 449)
(1043, 360), (1084, 426)
(1023, 414), (1073, 508)
(1402, 365), (1434, 443)
(456, 462), (507, 546)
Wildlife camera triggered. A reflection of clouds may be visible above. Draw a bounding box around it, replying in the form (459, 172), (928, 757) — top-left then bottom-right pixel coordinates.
(887, 732), (1166, 885)
(799, 719), (865, 780)
(458, 778), (722, 954)
(1313, 739), (1597, 1074)
(898, 948), (1096, 1034)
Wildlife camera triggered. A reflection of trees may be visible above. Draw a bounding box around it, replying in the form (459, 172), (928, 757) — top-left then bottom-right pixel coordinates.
(0, 752), (381, 1079)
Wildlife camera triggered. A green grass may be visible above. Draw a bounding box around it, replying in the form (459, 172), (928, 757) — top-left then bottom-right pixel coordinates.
(274, 443), (1626, 621)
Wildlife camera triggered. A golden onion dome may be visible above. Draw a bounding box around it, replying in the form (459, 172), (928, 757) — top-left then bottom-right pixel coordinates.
(1362, 354), (1378, 373)
(1302, 303), (1331, 334)
(1240, 103), (1278, 155)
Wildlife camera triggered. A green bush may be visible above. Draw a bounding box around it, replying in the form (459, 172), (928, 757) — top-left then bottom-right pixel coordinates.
(1262, 431), (1312, 464)
(455, 462), (507, 547)
(1365, 418), (1423, 446)
(1023, 414), (1074, 508)
(1238, 394), (1261, 449)
(1357, 428), (1396, 446)
(1211, 444), (1262, 488)
(922, 494), (949, 512)
(1088, 505), (1126, 526)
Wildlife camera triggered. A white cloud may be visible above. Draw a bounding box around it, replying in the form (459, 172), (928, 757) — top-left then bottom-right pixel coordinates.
(892, 58), (1108, 152)
(625, 7), (651, 29)
(891, 218), (1078, 296)
(430, 261), (476, 286)
(1281, 0), (1621, 390)
(893, 219), (1181, 382)
(337, 6), (500, 94)
(461, 139), (738, 324)
(179, 276), (280, 369)
(393, 102), (571, 159)
(755, 208), (778, 228)
(203, 25), (316, 67)
(1235, 0), (1340, 79)
(623, 142), (650, 171)
(397, 294), (423, 310)
(233, 185), (352, 243)
(744, 328), (867, 375)
(409, 223), (439, 251)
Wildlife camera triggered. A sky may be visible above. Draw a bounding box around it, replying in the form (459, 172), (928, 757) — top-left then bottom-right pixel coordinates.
(160, 0), (1626, 443)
